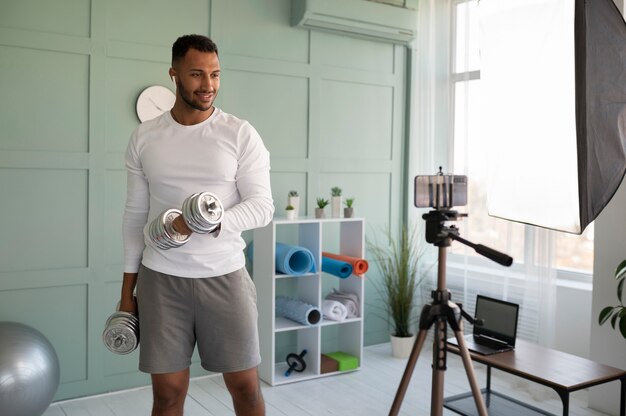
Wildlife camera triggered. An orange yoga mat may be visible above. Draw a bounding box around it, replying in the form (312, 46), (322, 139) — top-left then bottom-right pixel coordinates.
(321, 252), (368, 276)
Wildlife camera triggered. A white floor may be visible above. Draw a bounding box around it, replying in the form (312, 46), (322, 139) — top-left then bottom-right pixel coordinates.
(44, 342), (612, 416)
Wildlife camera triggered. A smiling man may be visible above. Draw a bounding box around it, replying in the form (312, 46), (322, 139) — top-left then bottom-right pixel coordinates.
(119, 34), (273, 416)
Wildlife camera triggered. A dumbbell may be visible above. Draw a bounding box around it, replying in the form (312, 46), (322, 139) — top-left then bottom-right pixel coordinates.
(148, 192), (224, 250)
(103, 302), (140, 355)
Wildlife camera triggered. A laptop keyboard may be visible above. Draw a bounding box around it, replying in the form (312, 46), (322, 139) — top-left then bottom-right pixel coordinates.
(476, 337), (505, 348)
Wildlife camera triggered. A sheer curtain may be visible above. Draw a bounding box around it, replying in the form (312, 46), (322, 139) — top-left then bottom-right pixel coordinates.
(410, 0), (557, 347)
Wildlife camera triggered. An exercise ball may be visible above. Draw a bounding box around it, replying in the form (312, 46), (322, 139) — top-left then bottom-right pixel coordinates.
(0, 322), (60, 416)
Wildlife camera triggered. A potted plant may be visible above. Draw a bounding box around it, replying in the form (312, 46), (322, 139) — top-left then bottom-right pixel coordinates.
(598, 259), (626, 339)
(368, 225), (428, 358)
(331, 186), (342, 217)
(344, 197), (355, 218)
(315, 198), (329, 219)
(285, 204), (296, 220)
(287, 190), (300, 218)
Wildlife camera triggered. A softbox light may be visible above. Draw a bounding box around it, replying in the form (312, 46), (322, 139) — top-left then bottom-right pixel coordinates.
(480, 0), (626, 234)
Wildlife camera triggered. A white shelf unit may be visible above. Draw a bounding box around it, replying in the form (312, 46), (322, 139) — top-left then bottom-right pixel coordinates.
(253, 217), (365, 386)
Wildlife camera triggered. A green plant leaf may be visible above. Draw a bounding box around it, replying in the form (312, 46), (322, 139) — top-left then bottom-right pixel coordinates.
(599, 306), (615, 325)
(366, 224), (430, 338)
(599, 259), (626, 339)
(620, 315), (626, 339)
(615, 259), (626, 280)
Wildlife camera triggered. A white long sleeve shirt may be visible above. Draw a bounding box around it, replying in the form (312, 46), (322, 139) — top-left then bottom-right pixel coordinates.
(122, 108), (274, 277)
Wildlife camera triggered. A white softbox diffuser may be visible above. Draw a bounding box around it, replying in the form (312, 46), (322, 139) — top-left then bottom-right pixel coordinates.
(480, 0), (626, 234)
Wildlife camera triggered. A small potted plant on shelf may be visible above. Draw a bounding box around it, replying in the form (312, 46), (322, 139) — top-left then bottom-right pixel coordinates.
(315, 198), (329, 219)
(285, 204), (296, 220)
(599, 259), (626, 339)
(368, 224), (428, 358)
(344, 197), (355, 218)
(331, 186), (342, 217)
(287, 190), (300, 218)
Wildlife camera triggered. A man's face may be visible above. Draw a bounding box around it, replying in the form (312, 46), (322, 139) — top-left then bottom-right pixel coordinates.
(171, 49), (221, 112)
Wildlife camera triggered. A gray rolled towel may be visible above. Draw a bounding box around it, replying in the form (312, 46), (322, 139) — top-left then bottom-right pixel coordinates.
(325, 289), (360, 318)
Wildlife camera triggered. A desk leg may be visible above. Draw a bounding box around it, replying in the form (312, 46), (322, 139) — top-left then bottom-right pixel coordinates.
(555, 390), (569, 416)
(486, 366), (492, 407)
(619, 378), (626, 416)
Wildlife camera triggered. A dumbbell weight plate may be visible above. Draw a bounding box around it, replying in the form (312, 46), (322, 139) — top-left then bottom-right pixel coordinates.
(182, 192), (224, 234)
(103, 311), (140, 355)
(149, 208), (190, 249)
(196, 192), (223, 224)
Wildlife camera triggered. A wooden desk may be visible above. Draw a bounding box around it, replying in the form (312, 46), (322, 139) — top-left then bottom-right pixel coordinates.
(445, 339), (626, 416)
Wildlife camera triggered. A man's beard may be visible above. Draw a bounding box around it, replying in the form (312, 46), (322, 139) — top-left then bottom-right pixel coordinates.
(177, 80), (215, 112)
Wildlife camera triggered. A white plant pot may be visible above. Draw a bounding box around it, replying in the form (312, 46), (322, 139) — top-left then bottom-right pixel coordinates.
(390, 334), (416, 359)
(315, 207), (325, 219)
(285, 210), (296, 220)
(331, 196), (342, 217)
(287, 196), (300, 218)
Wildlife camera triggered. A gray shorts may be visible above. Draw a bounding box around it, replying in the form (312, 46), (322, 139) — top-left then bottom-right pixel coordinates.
(136, 265), (261, 374)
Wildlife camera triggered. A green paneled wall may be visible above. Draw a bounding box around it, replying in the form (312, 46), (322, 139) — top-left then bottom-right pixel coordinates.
(0, 0), (409, 400)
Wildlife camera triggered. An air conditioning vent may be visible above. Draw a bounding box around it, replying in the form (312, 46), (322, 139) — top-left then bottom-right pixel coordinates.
(291, 0), (417, 44)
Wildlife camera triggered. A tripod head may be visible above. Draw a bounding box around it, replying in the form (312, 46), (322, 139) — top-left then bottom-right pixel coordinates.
(422, 209), (513, 267)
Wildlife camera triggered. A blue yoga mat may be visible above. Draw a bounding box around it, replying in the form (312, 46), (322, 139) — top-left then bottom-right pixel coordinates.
(246, 242), (317, 275)
(322, 256), (353, 279)
(275, 243), (316, 275)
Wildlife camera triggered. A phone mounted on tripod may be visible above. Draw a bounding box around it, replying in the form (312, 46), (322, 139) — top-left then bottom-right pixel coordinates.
(414, 166), (467, 211)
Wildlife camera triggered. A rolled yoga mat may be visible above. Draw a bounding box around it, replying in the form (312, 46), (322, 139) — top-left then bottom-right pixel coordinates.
(322, 252), (369, 276)
(275, 243), (316, 275)
(247, 242), (317, 275)
(321, 256), (353, 279)
(275, 296), (321, 326)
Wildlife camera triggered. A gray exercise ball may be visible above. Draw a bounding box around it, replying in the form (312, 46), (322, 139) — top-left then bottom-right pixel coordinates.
(0, 321), (60, 416)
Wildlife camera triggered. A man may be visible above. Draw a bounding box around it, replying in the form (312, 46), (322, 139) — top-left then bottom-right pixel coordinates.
(120, 34), (273, 416)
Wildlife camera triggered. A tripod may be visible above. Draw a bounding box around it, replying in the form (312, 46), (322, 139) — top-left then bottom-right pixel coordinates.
(389, 209), (513, 416)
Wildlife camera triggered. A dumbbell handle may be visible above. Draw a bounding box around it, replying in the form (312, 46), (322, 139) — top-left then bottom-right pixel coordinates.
(171, 215), (221, 236)
(172, 215), (193, 236)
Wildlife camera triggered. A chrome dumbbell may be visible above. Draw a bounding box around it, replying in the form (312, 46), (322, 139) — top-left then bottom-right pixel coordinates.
(148, 192), (224, 250)
(181, 192), (224, 234)
(103, 305), (139, 355)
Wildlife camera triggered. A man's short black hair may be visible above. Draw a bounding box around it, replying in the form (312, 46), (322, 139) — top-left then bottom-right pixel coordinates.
(171, 34), (218, 66)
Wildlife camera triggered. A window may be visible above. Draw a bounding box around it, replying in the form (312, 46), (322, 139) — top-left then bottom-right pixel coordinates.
(450, 0), (594, 280)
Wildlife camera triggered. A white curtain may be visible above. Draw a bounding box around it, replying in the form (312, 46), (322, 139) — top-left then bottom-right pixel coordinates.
(408, 0), (453, 179)
(410, 0), (557, 347)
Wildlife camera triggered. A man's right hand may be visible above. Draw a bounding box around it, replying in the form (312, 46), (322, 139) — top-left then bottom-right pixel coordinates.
(120, 272), (139, 315)
(119, 296), (138, 315)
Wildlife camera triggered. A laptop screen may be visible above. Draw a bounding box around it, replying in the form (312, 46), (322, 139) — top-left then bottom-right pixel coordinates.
(473, 295), (519, 346)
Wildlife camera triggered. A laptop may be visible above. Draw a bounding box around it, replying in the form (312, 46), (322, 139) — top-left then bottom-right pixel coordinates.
(447, 295), (519, 355)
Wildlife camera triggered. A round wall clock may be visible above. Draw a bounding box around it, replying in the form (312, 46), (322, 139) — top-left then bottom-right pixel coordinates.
(136, 85), (176, 122)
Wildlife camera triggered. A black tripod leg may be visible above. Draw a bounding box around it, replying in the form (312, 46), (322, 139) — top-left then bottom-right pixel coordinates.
(453, 330), (488, 416)
(431, 318), (447, 416)
(389, 328), (429, 416)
